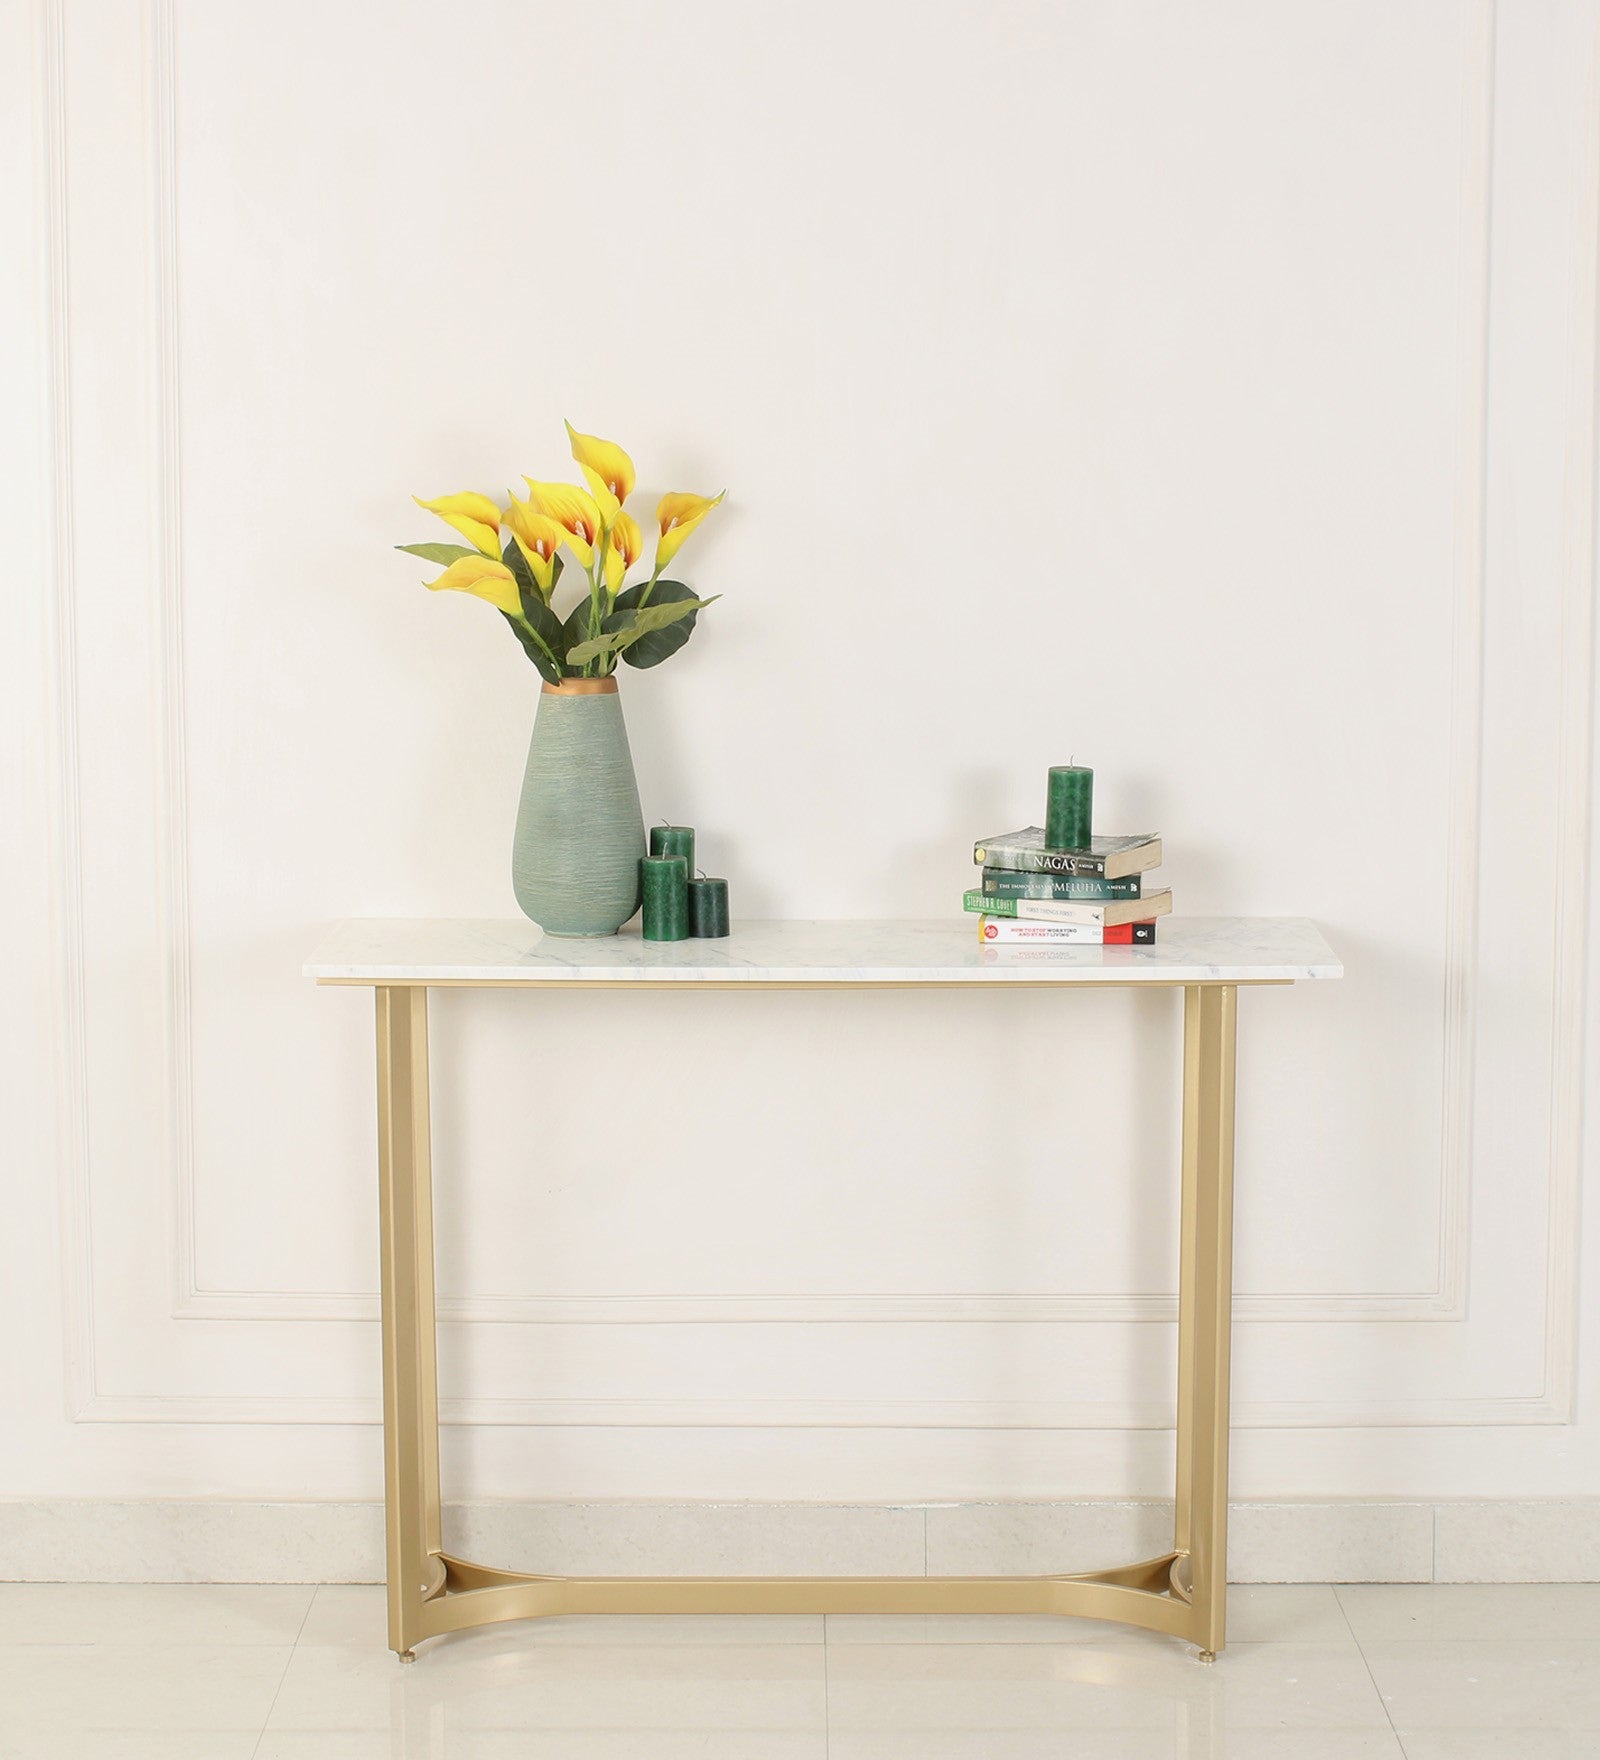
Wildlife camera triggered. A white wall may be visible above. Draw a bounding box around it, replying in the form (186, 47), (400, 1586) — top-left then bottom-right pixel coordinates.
(4, 0), (1599, 1514)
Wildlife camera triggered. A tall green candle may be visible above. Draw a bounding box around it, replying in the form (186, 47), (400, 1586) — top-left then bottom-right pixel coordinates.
(688, 875), (730, 938)
(1045, 765), (1093, 850)
(640, 854), (690, 941)
(649, 823), (695, 870)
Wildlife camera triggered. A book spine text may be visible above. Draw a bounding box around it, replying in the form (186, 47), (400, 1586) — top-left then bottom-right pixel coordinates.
(978, 917), (1158, 945)
(981, 870), (1142, 900)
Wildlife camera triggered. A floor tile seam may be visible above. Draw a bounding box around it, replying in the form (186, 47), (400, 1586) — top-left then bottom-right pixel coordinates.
(0, 1639), (303, 1653)
(1386, 1725), (1600, 1738)
(1358, 1636), (1600, 1650)
(1334, 1583), (1407, 1749)
(933, 1633), (1348, 1647)
(250, 1597), (315, 1760)
(828, 1635), (1190, 1647)
(822, 1612), (832, 1759)
(287, 1585), (318, 1650)
(465, 1636), (835, 1649)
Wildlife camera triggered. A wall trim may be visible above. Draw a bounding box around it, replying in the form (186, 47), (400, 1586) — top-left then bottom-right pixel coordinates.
(145, 0), (199, 1362)
(37, 0), (97, 1424)
(69, 1388), (1576, 1431)
(1535, 0), (1600, 1429)
(4, 1497), (1599, 1585)
(43, 0), (1589, 1433)
(167, 1286), (1473, 1328)
(1428, 0), (1497, 1327)
(157, 6), (1492, 1336)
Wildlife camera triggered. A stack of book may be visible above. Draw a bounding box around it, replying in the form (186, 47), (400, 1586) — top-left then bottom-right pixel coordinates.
(965, 828), (1169, 944)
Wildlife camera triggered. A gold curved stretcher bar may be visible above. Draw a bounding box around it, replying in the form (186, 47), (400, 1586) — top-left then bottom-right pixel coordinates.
(394, 1548), (1196, 1646)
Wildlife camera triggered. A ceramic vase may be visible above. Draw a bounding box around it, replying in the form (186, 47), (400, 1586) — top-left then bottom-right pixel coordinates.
(511, 678), (645, 936)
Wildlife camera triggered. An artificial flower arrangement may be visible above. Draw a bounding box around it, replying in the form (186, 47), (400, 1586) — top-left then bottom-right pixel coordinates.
(399, 422), (724, 682)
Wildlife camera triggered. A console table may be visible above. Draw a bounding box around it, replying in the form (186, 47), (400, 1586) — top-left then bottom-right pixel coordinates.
(305, 916), (1341, 1662)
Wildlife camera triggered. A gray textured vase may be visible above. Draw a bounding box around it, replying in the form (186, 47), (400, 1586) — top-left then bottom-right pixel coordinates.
(511, 679), (645, 936)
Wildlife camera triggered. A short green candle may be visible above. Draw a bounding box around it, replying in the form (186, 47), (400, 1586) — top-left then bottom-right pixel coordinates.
(649, 823), (695, 870)
(688, 875), (730, 938)
(640, 855), (690, 941)
(1045, 765), (1094, 850)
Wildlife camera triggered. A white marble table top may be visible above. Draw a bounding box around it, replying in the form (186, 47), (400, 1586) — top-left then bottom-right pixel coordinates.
(305, 917), (1341, 987)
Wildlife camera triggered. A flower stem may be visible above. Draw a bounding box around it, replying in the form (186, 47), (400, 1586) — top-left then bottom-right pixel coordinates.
(584, 547), (603, 676)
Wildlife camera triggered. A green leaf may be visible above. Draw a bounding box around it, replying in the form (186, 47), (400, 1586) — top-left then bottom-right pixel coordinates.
(523, 597), (568, 665)
(560, 598), (593, 647)
(396, 541), (476, 566)
(609, 579), (705, 669)
(502, 534), (538, 605)
(566, 595), (720, 667)
(560, 596), (598, 672)
(500, 611), (563, 685)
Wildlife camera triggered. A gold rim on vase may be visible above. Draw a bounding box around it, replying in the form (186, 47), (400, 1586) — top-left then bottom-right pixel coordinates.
(540, 676), (618, 696)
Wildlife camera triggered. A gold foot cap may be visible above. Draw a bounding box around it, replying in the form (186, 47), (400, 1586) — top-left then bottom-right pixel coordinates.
(397, 1649), (417, 1664)
(1195, 1648), (1216, 1664)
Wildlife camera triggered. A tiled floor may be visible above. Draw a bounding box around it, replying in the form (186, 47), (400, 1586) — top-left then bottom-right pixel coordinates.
(3, 1583), (1600, 1757)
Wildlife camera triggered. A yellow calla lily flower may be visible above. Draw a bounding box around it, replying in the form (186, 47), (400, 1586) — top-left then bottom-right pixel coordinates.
(503, 493), (567, 598)
(604, 509), (644, 595)
(424, 554), (523, 617)
(565, 420), (636, 523)
(524, 479), (602, 566)
(655, 490), (725, 570)
(413, 491), (502, 557)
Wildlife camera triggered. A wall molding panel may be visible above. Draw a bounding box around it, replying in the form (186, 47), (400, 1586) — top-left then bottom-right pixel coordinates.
(38, 0), (98, 1426)
(26, 0), (1599, 1476)
(1528, 0), (1600, 1426)
(158, 15), (1500, 1339)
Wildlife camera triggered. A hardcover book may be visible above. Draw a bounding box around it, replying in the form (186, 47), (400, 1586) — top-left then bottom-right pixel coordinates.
(981, 870), (1143, 901)
(977, 916), (1158, 945)
(964, 888), (1172, 927)
(972, 829), (1162, 880)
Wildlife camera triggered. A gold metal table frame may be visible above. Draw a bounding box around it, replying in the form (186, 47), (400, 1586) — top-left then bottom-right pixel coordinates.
(359, 974), (1244, 1664)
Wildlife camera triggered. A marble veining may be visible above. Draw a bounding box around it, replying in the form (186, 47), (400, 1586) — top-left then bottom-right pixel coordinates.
(304, 917), (1342, 986)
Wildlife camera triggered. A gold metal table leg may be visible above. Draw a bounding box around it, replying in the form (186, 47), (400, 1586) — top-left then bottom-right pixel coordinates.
(374, 985), (444, 1660)
(368, 980), (1243, 1660)
(1173, 983), (1239, 1659)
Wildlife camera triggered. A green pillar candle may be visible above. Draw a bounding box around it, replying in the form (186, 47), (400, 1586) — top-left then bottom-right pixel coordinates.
(688, 875), (730, 938)
(640, 855), (689, 941)
(649, 823), (695, 870)
(1045, 764), (1094, 850)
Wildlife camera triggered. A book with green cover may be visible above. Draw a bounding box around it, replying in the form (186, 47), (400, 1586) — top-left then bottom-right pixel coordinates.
(965, 888), (1172, 927)
(972, 828), (1161, 879)
(981, 869), (1142, 900)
